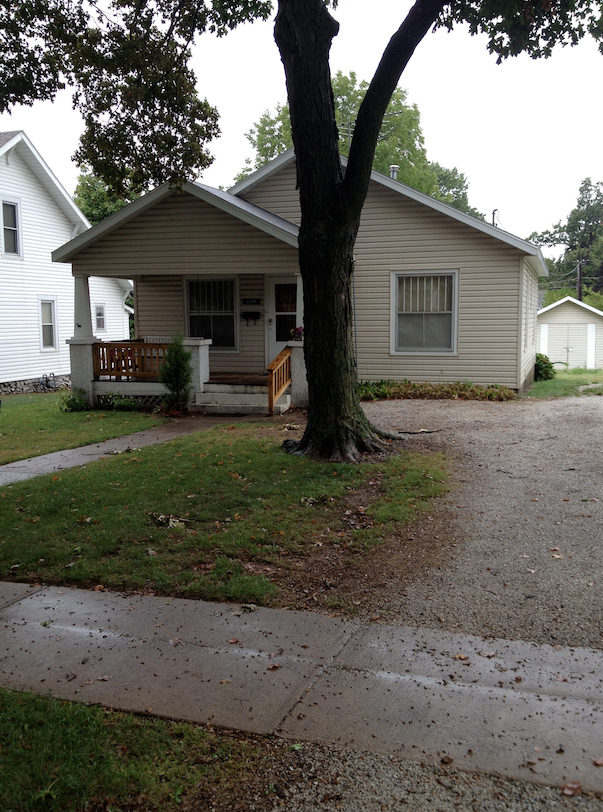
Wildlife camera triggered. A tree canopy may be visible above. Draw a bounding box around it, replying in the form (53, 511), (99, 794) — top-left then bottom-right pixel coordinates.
(1, 0), (272, 195)
(74, 169), (138, 225)
(530, 178), (603, 297)
(235, 71), (484, 218)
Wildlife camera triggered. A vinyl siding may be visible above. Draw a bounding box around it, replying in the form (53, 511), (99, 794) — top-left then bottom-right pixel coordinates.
(238, 162), (301, 225)
(352, 183), (524, 388)
(241, 161), (530, 387)
(0, 145), (128, 383)
(519, 261), (539, 388)
(136, 274), (267, 374)
(537, 301), (603, 368)
(70, 193), (299, 278)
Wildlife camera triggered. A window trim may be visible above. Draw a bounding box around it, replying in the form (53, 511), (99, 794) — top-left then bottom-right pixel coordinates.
(186, 276), (240, 353)
(94, 303), (106, 333)
(1, 197), (23, 258)
(390, 270), (459, 356)
(39, 296), (59, 352)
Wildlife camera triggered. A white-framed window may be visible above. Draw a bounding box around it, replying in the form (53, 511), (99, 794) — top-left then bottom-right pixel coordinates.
(94, 303), (106, 332)
(2, 199), (21, 256)
(39, 297), (58, 351)
(391, 271), (458, 354)
(188, 278), (238, 350)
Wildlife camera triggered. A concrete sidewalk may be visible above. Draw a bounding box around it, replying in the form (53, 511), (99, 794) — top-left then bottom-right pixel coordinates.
(2, 582), (603, 792)
(0, 414), (260, 486)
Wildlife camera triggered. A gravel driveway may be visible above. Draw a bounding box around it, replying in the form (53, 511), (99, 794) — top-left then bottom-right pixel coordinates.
(361, 396), (603, 650)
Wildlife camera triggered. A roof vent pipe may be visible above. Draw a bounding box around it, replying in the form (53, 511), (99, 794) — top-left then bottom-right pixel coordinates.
(389, 165), (399, 180)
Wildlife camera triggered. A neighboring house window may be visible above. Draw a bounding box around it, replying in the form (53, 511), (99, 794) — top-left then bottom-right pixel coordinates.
(39, 298), (58, 350)
(94, 304), (106, 331)
(392, 272), (457, 353)
(188, 279), (237, 349)
(2, 201), (19, 255)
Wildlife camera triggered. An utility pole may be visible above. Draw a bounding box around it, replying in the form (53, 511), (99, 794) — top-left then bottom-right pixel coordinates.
(577, 251), (583, 301)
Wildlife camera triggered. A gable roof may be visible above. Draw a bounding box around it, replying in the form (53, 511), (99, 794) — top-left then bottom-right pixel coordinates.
(0, 131), (90, 234)
(537, 295), (603, 318)
(52, 180), (299, 263)
(230, 149), (548, 277)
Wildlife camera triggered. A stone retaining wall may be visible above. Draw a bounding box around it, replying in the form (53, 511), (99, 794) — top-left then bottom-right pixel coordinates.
(0, 374), (71, 395)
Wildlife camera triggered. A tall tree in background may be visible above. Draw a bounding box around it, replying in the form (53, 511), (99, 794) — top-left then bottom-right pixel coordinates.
(74, 169), (138, 225)
(1, 0), (271, 196)
(530, 178), (603, 300)
(234, 71), (484, 219)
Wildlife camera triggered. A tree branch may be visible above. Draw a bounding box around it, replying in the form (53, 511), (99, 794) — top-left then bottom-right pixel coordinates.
(344, 0), (446, 211)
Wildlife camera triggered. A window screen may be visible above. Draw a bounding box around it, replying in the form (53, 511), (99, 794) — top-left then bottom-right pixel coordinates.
(396, 274), (454, 351)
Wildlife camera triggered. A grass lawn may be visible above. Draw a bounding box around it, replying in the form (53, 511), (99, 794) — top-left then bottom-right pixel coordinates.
(524, 367), (603, 399)
(0, 422), (447, 608)
(0, 688), (288, 812)
(0, 392), (167, 465)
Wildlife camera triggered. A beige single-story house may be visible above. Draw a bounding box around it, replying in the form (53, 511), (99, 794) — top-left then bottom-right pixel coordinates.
(537, 296), (603, 369)
(52, 150), (547, 412)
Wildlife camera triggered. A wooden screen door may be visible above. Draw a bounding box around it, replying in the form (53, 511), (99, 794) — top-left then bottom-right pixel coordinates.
(268, 276), (298, 363)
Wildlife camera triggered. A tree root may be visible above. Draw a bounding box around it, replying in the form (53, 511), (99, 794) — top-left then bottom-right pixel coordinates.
(282, 420), (399, 462)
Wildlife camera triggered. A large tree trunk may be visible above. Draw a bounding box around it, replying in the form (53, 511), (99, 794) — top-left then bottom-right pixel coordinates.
(275, 0), (445, 461)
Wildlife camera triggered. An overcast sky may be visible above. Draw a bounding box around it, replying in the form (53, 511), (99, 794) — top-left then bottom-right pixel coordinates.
(1, 0), (602, 245)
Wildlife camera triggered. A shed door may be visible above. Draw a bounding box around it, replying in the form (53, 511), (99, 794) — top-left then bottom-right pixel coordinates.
(547, 323), (590, 369)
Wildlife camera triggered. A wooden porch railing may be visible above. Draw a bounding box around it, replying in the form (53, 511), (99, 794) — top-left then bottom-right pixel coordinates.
(93, 342), (170, 381)
(267, 347), (292, 416)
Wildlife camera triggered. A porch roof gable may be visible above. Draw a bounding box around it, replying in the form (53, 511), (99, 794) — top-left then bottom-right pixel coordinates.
(52, 180), (299, 263)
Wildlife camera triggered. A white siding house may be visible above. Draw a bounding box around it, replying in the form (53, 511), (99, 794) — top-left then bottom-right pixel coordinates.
(537, 296), (603, 369)
(0, 131), (131, 392)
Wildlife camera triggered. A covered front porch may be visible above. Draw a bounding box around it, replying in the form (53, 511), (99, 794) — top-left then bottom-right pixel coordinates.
(69, 276), (306, 414)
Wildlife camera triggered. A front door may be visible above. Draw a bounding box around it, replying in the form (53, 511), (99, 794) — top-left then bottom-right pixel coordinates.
(268, 276), (299, 363)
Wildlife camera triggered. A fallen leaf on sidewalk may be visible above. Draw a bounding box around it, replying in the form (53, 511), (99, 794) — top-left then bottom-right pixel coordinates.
(562, 782), (582, 796)
(593, 759), (603, 767)
(479, 651), (497, 658)
(267, 664), (280, 671)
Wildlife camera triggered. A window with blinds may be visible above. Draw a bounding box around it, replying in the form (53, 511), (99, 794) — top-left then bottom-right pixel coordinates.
(188, 279), (236, 348)
(395, 273), (455, 351)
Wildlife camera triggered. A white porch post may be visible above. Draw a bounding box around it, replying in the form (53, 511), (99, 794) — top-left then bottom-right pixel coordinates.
(67, 275), (95, 405)
(73, 275), (94, 338)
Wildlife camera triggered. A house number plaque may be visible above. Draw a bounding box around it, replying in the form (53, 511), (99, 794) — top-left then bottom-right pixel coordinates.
(242, 298), (261, 305)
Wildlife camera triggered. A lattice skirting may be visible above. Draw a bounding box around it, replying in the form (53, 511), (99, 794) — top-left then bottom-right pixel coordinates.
(96, 393), (163, 410)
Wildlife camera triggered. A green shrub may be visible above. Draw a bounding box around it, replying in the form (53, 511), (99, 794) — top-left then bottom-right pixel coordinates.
(158, 335), (193, 412)
(59, 388), (89, 412)
(358, 379), (516, 402)
(534, 353), (555, 381)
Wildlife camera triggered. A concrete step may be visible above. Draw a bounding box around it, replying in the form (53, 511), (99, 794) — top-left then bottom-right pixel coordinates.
(191, 392), (291, 416)
(203, 383), (269, 395)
